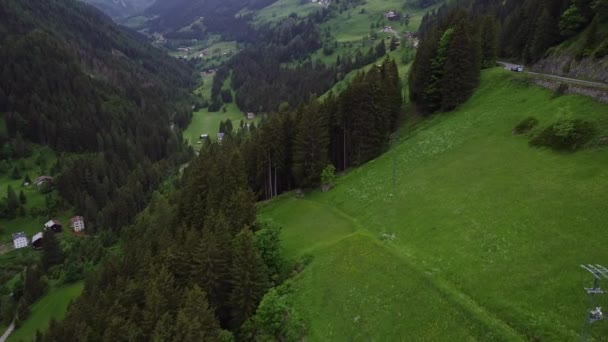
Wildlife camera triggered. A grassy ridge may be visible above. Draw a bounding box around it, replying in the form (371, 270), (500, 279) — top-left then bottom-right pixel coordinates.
(260, 68), (608, 340)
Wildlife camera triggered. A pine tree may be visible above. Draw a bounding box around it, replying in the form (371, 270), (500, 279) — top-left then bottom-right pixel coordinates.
(389, 36), (398, 51)
(6, 185), (19, 219)
(41, 230), (64, 271)
(375, 40), (386, 57)
(19, 190), (26, 205)
(151, 312), (175, 342)
(423, 27), (454, 112)
(291, 99), (329, 188)
(174, 286), (222, 342)
(191, 230), (229, 311)
(529, 6), (559, 62)
(141, 266), (175, 333)
(441, 18), (481, 111)
(229, 229), (269, 329)
(480, 16), (498, 68)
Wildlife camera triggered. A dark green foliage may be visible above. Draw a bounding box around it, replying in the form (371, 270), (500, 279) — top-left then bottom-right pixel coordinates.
(229, 229), (269, 329)
(530, 117), (596, 150)
(42, 230), (64, 271)
(389, 36), (399, 51)
(242, 286), (307, 341)
(441, 18), (481, 111)
(255, 220), (284, 284)
(292, 100), (330, 187)
(513, 117), (540, 134)
(376, 40), (387, 57)
(480, 16), (499, 69)
(1, 0), (194, 232)
(411, 10), (481, 112)
(19, 190), (26, 205)
(5, 185), (19, 219)
(174, 286), (222, 341)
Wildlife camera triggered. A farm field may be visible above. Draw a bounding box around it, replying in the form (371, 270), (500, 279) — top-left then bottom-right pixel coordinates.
(8, 282), (84, 342)
(183, 103), (254, 146)
(255, 0), (320, 23)
(260, 68), (608, 340)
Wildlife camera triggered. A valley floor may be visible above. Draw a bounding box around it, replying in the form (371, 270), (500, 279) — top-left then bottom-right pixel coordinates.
(260, 68), (608, 340)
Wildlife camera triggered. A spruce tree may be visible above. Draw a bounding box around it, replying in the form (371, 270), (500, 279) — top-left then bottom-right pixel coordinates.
(291, 100), (329, 187)
(19, 190), (26, 205)
(423, 27), (454, 112)
(141, 266), (175, 333)
(191, 230), (229, 311)
(441, 18), (481, 111)
(229, 229), (269, 329)
(6, 185), (18, 219)
(480, 16), (498, 68)
(174, 286), (221, 342)
(375, 40), (386, 57)
(389, 36), (398, 51)
(41, 230), (64, 271)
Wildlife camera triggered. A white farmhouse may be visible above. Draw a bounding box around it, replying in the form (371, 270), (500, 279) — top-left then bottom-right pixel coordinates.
(70, 216), (85, 232)
(12, 232), (28, 249)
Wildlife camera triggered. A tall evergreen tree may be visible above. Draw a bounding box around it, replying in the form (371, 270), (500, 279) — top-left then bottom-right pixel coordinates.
(441, 18), (481, 111)
(292, 100), (330, 188)
(480, 16), (498, 68)
(6, 185), (18, 218)
(41, 230), (64, 271)
(423, 27), (454, 112)
(229, 229), (269, 329)
(174, 286), (222, 342)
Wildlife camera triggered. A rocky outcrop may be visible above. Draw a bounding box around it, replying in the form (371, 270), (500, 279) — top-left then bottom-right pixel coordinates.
(530, 78), (608, 104)
(532, 53), (608, 84)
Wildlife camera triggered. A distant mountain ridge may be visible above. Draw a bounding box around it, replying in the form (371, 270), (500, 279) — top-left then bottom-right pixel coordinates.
(81, 0), (155, 18)
(142, 0), (278, 40)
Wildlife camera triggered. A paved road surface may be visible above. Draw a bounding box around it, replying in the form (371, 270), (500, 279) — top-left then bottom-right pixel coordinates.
(0, 321), (15, 342)
(498, 61), (607, 87)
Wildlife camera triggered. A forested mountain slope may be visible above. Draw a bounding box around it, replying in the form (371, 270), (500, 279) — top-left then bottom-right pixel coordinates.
(420, 0), (608, 82)
(143, 0), (278, 40)
(0, 0), (194, 231)
(80, 0), (155, 19)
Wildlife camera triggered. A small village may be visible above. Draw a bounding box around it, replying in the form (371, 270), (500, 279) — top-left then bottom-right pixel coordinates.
(198, 112), (257, 145)
(7, 175), (87, 253)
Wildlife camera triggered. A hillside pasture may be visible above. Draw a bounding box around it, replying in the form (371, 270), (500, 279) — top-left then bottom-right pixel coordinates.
(7, 282), (84, 342)
(260, 68), (608, 340)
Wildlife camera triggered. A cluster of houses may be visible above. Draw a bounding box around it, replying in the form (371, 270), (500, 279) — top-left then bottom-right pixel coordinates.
(12, 216), (85, 250)
(198, 112), (257, 145)
(311, 0), (331, 5)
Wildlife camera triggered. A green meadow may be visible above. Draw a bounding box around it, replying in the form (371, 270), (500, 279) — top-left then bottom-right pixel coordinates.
(260, 68), (608, 340)
(8, 282), (84, 342)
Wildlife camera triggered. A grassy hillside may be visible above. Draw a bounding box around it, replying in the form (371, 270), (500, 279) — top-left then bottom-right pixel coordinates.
(8, 282), (84, 342)
(260, 68), (608, 340)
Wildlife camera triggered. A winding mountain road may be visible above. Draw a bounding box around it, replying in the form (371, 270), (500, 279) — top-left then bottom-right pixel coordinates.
(498, 61), (607, 87)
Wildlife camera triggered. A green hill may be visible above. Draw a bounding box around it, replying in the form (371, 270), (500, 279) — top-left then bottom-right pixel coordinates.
(260, 68), (608, 340)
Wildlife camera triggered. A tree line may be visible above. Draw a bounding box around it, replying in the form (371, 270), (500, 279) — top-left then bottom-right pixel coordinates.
(409, 8), (497, 113)
(221, 57), (402, 200)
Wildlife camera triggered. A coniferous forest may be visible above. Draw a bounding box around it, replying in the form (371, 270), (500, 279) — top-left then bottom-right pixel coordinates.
(1, 0), (607, 340)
